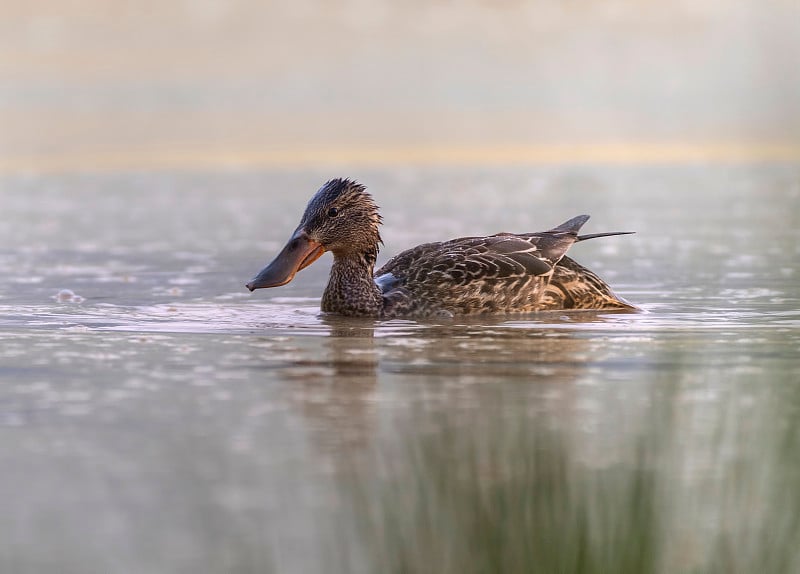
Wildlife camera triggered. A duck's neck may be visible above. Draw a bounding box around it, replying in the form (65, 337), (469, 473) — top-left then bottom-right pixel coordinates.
(321, 250), (383, 317)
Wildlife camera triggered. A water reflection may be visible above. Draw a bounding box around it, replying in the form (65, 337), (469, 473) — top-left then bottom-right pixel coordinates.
(335, 403), (663, 573)
(272, 314), (626, 455)
(308, 323), (799, 573)
(276, 317), (380, 452)
(2, 166), (799, 573)
(231, 309), (800, 573)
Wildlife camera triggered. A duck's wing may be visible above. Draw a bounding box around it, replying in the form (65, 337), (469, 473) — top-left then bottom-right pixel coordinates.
(373, 216), (597, 316)
(376, 235), (552, 289)
(374, 231), (589, 317)
(375, 214), (591, 287)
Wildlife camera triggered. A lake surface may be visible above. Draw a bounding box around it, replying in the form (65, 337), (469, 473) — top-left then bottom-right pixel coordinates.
(1, 164), (799, 573)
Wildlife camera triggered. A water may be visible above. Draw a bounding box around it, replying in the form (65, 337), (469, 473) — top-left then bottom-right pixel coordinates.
(1, 165), (799, 573)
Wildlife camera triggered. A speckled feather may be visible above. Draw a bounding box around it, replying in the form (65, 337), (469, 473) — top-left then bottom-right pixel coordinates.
(543, 256), (635, 311)
(376, 219), (582, 317)
(373, 218), (635, 317)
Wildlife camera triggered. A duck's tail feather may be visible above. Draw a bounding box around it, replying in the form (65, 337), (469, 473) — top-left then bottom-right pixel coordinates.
(550, 214), (590, 234)
(549, 216), (634, 241)
(577, 231), (635, 242)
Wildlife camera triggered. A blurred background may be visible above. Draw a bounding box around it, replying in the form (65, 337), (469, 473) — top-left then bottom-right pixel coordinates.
(1, 0), (799, 172)
(3, 3), (800, 573)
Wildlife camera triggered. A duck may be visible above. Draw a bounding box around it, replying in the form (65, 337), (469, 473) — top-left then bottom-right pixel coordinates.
(246, 178), (636, 318)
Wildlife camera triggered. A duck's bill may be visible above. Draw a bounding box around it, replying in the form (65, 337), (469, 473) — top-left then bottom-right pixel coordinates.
(246, 230), (325, 291)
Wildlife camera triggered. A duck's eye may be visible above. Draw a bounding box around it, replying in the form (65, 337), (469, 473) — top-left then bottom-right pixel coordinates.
(327, 207), (339, 217)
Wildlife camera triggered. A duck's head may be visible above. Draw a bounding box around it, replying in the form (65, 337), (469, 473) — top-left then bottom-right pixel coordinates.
(246, 178), (382, 291)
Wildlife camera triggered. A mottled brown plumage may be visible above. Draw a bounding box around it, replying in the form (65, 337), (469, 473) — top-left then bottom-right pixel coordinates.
(246, 178), (636, 317)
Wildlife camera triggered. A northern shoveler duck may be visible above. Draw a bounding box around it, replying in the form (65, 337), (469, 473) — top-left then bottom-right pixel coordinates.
(246, 178), (636, 317)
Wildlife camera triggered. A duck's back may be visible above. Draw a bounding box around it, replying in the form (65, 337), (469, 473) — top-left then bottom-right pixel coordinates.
(374, 231), (578, 317)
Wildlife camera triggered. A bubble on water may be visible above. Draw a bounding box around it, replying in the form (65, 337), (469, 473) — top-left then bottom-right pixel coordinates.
(54, 289), (85, 303)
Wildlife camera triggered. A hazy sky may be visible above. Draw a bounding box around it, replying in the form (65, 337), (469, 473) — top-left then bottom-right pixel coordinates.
(1, 0), (798, 170)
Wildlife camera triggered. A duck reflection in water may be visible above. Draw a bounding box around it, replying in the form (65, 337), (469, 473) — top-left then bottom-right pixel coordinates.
(272, 312), (629, 454)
